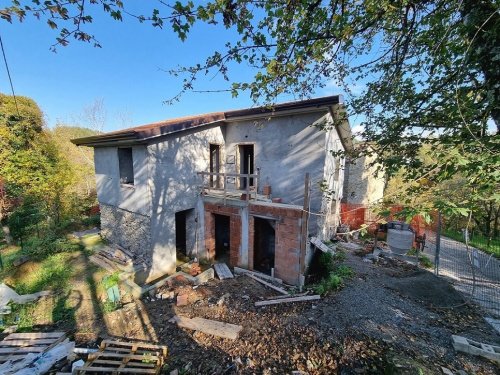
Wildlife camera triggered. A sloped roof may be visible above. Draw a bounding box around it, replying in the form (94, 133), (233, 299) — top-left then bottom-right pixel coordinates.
(72, 95), (347, 147)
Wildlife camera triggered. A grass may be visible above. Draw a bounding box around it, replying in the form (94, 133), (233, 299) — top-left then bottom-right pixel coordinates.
(312, 253), (354, 295)
(13, 253), (74, 295)
(443, 229), (499, 258)
(406, 248), (433, 269)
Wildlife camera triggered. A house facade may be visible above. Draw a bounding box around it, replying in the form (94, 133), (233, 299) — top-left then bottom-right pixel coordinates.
(73, 96), (352, 285)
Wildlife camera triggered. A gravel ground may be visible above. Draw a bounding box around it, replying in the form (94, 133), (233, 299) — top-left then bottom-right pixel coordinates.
(423, 232), (500, 318)
(100, 249), (500, 374)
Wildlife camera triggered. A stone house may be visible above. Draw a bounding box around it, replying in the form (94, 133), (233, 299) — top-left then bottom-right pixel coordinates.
(73, 96), (352, 285)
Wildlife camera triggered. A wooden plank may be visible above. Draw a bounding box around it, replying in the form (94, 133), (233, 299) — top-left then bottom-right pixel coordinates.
(265, 292), (308, 300)
(0, 346), (46, 354)
(233, 266), (283, 284)
(171, 315), (242, 340)
(89, 352), (160, 362)
(255, 295), (321, 307)
(213, 263), (234, 280)
(0, 354), (26, 363)
(310, 236), (334, 254)
(4, 332), (65, 340)
(0, 338), (57, 347)
(75, 366), (157, 374)
(245, 274), (288, 295)
(89, 255), (117, 272)
(92, 359), (156, 368)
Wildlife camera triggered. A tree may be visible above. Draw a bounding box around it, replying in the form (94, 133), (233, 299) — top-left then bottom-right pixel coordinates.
(2, 0), (499, 215)
(0, 93), (72, 236)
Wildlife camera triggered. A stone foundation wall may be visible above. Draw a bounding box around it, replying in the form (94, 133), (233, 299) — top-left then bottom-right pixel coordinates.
(100, 203), (152, 265)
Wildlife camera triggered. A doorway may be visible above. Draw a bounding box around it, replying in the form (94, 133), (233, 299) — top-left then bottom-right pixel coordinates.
(214, 214), (230, 263)
(175, 210), (188, 257)
(238, 144), (254, 189)
(253, 217), (275, 275)
(209, 144), (221, 188)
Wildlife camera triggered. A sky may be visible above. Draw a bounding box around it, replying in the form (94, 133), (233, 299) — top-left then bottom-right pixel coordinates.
(0, 2), (342, 133)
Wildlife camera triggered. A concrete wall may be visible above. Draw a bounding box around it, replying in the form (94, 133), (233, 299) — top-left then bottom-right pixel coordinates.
(317, 123), (345, 241)
(224, 112), (329, 231)
(94, 146), (151, 216)
(146, 125), (226, 281)
(343, 153), (385, 206)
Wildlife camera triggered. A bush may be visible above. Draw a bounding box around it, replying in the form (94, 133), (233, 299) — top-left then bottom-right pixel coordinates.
(309, 251), (335, 282)
(22, 233), (82, 259)
(335, 264), (354, 279)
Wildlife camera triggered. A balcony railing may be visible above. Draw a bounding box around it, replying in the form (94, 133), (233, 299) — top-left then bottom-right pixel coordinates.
(197, 171), (260, 203)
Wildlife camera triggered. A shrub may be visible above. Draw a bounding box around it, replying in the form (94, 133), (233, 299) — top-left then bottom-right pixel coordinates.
(419, 255), (433, 269)
(335, 264), (354, 279)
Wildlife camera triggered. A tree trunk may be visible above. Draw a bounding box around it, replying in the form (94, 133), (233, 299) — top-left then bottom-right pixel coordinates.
(1, 225), (13, 245)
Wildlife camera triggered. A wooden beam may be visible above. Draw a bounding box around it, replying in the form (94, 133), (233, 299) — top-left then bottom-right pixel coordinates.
(255, 295), (320, 307)
(171, 315), (242, 340)
(299, 173), (310, 276)
(265, 292), (308, 300)
(245, 274), (288, 295)
(233, 266), (283, 284)
(213, 263), (234, 280)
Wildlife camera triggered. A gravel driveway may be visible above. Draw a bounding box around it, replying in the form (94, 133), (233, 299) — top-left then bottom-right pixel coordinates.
(424, 231), (500, 318)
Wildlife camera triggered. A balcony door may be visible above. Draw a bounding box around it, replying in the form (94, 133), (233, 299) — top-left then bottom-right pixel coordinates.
(209, 144), (221, 188)
(238, 144), (254, 189)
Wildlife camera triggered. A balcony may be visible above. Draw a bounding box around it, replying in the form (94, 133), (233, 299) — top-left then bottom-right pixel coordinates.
(197, 171), (270, 204)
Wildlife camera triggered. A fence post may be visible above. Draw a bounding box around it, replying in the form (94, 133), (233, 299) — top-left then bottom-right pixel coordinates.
(435, 211), (441, 276)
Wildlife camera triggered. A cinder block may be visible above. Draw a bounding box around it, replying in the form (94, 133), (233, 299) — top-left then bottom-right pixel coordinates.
(452, 335), (500, 363)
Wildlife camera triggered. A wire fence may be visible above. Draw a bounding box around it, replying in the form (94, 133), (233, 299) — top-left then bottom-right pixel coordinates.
(339, 204), (500, 318)
(424, 226), (500, 318)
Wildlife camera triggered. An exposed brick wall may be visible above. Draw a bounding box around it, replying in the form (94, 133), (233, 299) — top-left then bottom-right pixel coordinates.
(203, 201), (305, 285)
(204, 202), (241, 266)
(249, 204), (303, 285)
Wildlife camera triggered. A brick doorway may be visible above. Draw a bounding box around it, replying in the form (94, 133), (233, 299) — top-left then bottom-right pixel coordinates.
(254, 217), (275, 275)
(214, 214), (230, 263)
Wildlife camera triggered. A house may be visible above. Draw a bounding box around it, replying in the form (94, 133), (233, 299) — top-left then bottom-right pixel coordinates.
(341, 144), (386, 230)
(73, 96), (352, 285)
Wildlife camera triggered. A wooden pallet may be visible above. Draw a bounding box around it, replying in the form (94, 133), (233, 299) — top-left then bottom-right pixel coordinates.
(0, 331), (66, 363)
(75, 340), (168, 374)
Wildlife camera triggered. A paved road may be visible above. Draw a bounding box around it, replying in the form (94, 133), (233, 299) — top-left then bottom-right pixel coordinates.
(423, 231), (500, 318)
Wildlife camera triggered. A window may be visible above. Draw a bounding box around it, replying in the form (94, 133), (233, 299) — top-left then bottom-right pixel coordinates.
(118, 148), (134, 185)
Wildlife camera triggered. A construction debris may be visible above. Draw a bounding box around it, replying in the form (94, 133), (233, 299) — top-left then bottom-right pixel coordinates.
(337, 241), (363, 251)
(310, 236), (335, 254)
(169, 315), (243, 340)
(74, 339), (168, 374)
(233, 266), (283, 284)
(0, 331), (69, 374)
(245, 273), (288, 295)
(71, 227), (100, 239)
(255, 295), (321, 307)
(452, 335), (500, 363)
(0, 283), (51, 309)
(213, 263), (234, 280)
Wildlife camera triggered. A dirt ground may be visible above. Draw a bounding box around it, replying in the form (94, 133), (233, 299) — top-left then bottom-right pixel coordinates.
(80, 250), (500, 374)
(5, 246), (499, 374)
